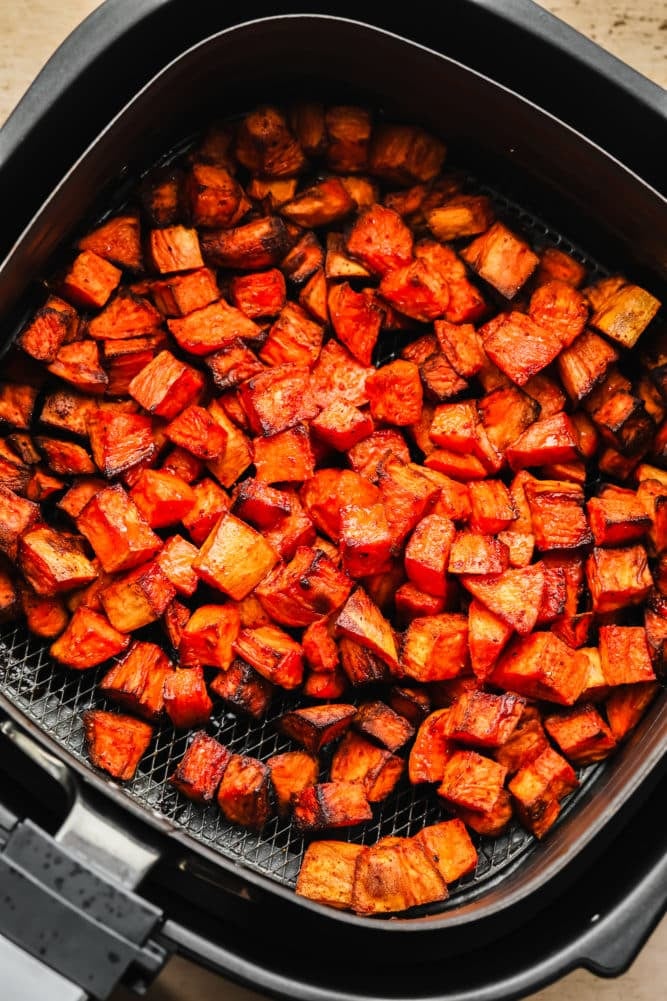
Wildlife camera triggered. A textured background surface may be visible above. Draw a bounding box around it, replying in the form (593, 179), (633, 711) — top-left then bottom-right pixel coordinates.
(0, 3), (665, 1000)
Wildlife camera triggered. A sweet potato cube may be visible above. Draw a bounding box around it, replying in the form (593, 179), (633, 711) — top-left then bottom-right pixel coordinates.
(585, 544), (653, 614)
(586, 493), (651, 546)
(494, 705), (549, 775)
(0, 440), (30, 495)
(0, 484), (40, 561)
(87, 290), (161, 341)
(338, 503), (392, 579)
(47, 340), (109, 395)
(83, 710), (152, 781)
(388, 684), (432, 725)
(556, 328), (619, 404)
(527, 279), (589, 347)
(426, 192), (494, 241)
(296, 841), (364, 910)
(378, 461), (441, 548)
(348, 429), (411, 482)
(50, 606), (130, 668)
(79, 213), (142, 271)
(544, 704), (616, 765)
(400, 614), (469, 682)
(378, 258), (450, 323)
(233, 624), (303, 689)
(353, 699), (415, 752)
(239, 363), (318, 436)
(279, 175), (354, 228)
(448, 531), (509, 576)
(235, 103), (305, 177)
(253, 424), (315, 485)
(323, 104), (371, 173)
(599, 625), (656, 687)
(403, 513), (457, 599)
(229, 268), (286, 320)
(209, 658), (273, 720)
(103, 335), (164, 396)
(461, 221), (538, 299)
(150, 266), (219, 317)
(19, 526), (96, 596)
(434, 320), (485, 380)
(448, 689), (525, 749)
(292, 781), (372, 834)
(415, 818), (478, 884)
(98, 640), (174, 720)
(590, 283), (661, 348)
(300, 469), (381, 543)
(281, 229), (325, 285)
(87, 410), (156, 478)
(217, 754), (273, 830)
(155, 535), (199, 597)
(77, 483), (162, 573)
(467, 480), (517, 535)
(365, 360), (423, 426)
(309, 337), (371, 410)
(100, 560), (176, 632)
(330, 731), (404, 802)
(256, 546), (352, 627)
(205, 340), (264, 393)
(299, 267), (329, 324)
(509, 746), (579, 839)
(128, 350), (205, 419)
(327, 281), (383, 366)
(232, 478), (292, 528)
(205, 399), (253, 488)
(167, 298), (261, 356)
(40, 388), (108, 438)
(408, 708), (452, 784)
(339, 636), (388, 686)
(18, 296), (79, 362)
(163, 666), (213, 728)
(170, 731), (231, 803)
(535, 247), (587, 288)
(179, 604), (240, 670)
(438, 750), (507, 814)
(60, 251), (121, 309)
(419, 352), (469, 403)
(193, 513), (278, 600)
(345, 203), (413, 277)
(259, 302), (324, 369)
(266, 751), (318, 816)
(489, 631), (590, 705)
(466, 599), (514, 681)
(368, 123), (445, 184)
(605, 682), (660, 741)
(129, 470), (195, 529)
(200, 216), (291, 270)
(310, 401), (373, 452)
(185, 162), (249, 228)
(281, 704), (356, 753)
(524, 479), (592, 551)
(352, 836), (447, 916)
(148, 225), (203, 273)
(480, 311), (562, 387)
(335, 586), (398, 670)
(181, 478), (230, 545)
(162, 405), (228, 463)
(34, 437), (94, 477)
(0, 381), (40, 430)
(506, 412), (581, 472)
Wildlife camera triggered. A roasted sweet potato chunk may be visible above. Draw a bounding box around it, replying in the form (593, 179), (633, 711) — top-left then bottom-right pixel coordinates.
(296, 841), (365, 910)
(50, 606), (130, 669)
(233, 624), (303, 689)
(400, 614), (469, 682)
(179, 604), (240, 670)
(353, 699), (415, 752)
(129, 350), (205, 419)
(461, 221), (539, 299)
(292, 781), (372, 833)
(217, 754), (273, 830)
(489, 630), (589, 706)
(352, 836), (447, 915)
(267, 750), (319, 816)
(83, 710), (152, 781)
(193, 513), (278, 600)
(99, 640), (174, 719)
(509, 746), (579, 839)
(330, 731), (404, 802)
(170, 731), (231, 803)
(76, 483), (161, 573)
(209, 658), (274, 720)
(163, 666), (213, 728)
(280, 703), (357, 753)
(100, 559), (176, 633)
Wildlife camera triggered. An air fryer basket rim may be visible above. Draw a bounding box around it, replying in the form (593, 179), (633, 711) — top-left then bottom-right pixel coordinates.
(0, 10), (666, 943)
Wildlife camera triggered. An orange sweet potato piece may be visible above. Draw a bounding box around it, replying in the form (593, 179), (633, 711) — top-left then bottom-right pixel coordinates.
(527, 279), (589, 347)
(233, 623), (303, 689)
(352, 835), (447, 916)
(217, 753), (274, 829)
(353, 699), (415, 752)
(267, 750), (319, 816)
(0, 484), (40, 561)
(253, 424), (315, 485)
(327, 281), (383, 366)
(586, 493), (651, 546)
(585, 544), (653, 614)
(200, 216), (291, 270)
(489, 630), (590, 706)
(129, 469), (195, 529)
(448, 531), (510, 576)
(170, 731), (231, 803)
(76, 483), (162, 573)
(365, 360), (423, 426)
(494, 704), (550, 775)
(83, 709), (152, 780)
(79, 213), (143, 271)
(404, 514), (456, 597)
(544, 704), (616, 765)
(235, 104), (306, 177)
(179, 604), (240, 670)
(335, 586), (398, 670)
(87, 410), (156, 478)
(229, 268), (287, 319)
(18, 526), (96, 597)
(310, 400), (373, 452)
(330, 731), (404, 802)
(438, 749), (507, 814)
(399, 614), (469, 682)
(590, 283), (661, 349)
(524, 479), (592, 551)
(100, 559), (176, 632)
(599, 624), (656, 686)
(296, 841), (365, 910)
(256, 545), (352, 627)
(185, 161), (249, 228)
(50, 606), (130, 668)
(239, 363), (318, 436)
(209, 658), (274, 720)
(345, 203), (413, 277)
(509, 746), (578, 839)
(181, 477), (230, 545)
(280, 702), (357, 753)
(60, 251), (122, 309)
(292, 781), (372, 834)
(259, 301), (324, 368)
(605, 681), (660, 741)
(535, 247), (587, 288)
(128, 350), (205, 419)
(309, 337), (371, 409)
(280, 175), (355, 227)
(148, 225), (203, 273)
(408, 708), (453, 784)
(193, 512), (278, 600)
(447, 689), (525, 749)
(167, 298), (261, 356)
(18, 296), (79, 363)
(163, 666), (213, 728)
(150, 266), (219, 317)
(461, 221), (539, 299)
(99, 640), (174, 720)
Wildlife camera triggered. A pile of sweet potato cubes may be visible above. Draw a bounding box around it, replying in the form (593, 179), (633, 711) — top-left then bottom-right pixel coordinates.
(0, 99), (664, 917)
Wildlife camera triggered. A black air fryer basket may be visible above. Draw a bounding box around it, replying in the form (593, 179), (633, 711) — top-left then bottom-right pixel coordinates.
(0, 4), (666, 1000)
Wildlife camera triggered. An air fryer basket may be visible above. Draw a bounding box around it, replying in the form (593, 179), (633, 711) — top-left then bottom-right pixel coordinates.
(0, 9), (666, 998)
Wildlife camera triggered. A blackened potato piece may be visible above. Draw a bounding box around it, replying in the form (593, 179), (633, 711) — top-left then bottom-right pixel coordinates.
(280, 703), (357, 753)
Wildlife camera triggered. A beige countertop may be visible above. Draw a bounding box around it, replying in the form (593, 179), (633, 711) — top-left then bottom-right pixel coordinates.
(0, 3), (665, 1001)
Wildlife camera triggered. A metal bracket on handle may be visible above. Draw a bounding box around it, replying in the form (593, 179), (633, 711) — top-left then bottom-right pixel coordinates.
(0, 720), (170, 1000)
